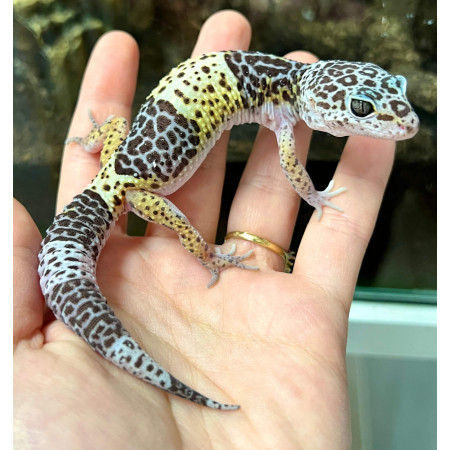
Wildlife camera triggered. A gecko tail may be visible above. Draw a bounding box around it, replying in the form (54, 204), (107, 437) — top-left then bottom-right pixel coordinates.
(46, 278), (239, 410)
(38, 189), (238, 410)
(106, 332), (240, 410)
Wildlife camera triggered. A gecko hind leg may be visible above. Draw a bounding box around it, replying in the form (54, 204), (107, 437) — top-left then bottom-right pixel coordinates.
(125, 189), (258, 287)
(65, 109), (128, 167)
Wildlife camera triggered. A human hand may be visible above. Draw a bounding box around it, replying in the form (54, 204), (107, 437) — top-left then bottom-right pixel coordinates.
(14, 9), (395, 449)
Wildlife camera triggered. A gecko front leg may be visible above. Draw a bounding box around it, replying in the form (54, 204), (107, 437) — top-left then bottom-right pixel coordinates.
(276, 126), (346, 219)
(66, 110), (128, 167)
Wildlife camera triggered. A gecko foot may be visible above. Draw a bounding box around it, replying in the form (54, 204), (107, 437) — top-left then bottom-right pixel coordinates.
(312, 180), (347, 220)
(205, 246), (259, 288)
(64, 110), (116, 153)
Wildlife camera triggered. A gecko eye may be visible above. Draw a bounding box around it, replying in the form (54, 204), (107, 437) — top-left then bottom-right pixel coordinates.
(350, 98), (375, 118)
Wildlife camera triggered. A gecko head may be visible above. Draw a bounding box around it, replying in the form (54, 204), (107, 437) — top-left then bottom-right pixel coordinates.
(300, 60), (420, 141)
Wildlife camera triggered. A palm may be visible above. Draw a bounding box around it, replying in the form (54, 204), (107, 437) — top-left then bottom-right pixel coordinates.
(15, 220), (349, 447)
(14, 10), (395, 449)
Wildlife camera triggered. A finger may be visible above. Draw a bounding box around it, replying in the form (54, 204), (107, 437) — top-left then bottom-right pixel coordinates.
(190, 10), (252, 58)
(13, 199), (45, 349)
(294, 136), (395, 310)
(148, 10), (252, 242)
(226, 51), (318, 271)
(57, 31), (139, 238)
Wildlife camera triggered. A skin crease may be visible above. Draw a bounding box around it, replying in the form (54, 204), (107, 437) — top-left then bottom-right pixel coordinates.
(13, 9), (396, 449)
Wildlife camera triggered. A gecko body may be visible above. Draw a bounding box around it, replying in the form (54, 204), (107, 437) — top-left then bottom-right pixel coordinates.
(38, 51), (419, 409)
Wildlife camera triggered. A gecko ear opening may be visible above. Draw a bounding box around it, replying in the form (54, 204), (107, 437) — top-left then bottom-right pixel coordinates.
(395, 75), (408, 94)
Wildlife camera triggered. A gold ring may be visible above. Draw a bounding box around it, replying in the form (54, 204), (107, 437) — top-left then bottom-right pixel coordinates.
(224, 231), (295, 273)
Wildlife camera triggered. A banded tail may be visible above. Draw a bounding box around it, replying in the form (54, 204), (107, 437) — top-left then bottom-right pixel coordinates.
(38, 188), (239, 410)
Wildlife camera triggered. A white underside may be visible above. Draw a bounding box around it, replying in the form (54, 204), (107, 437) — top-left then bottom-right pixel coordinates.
(152, 101), (299, 196)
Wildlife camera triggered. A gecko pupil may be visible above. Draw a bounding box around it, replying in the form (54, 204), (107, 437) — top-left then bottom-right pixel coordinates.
(350, 98), (374, 117)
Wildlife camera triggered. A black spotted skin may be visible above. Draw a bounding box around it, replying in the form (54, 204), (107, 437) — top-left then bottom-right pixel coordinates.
(38, 50), (419, 409)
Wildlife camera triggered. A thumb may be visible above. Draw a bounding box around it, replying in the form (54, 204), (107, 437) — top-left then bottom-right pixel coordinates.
(13, 199), (45, 349)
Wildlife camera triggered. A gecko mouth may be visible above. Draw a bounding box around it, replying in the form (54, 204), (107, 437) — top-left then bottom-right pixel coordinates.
(393, 117), (420, 140)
